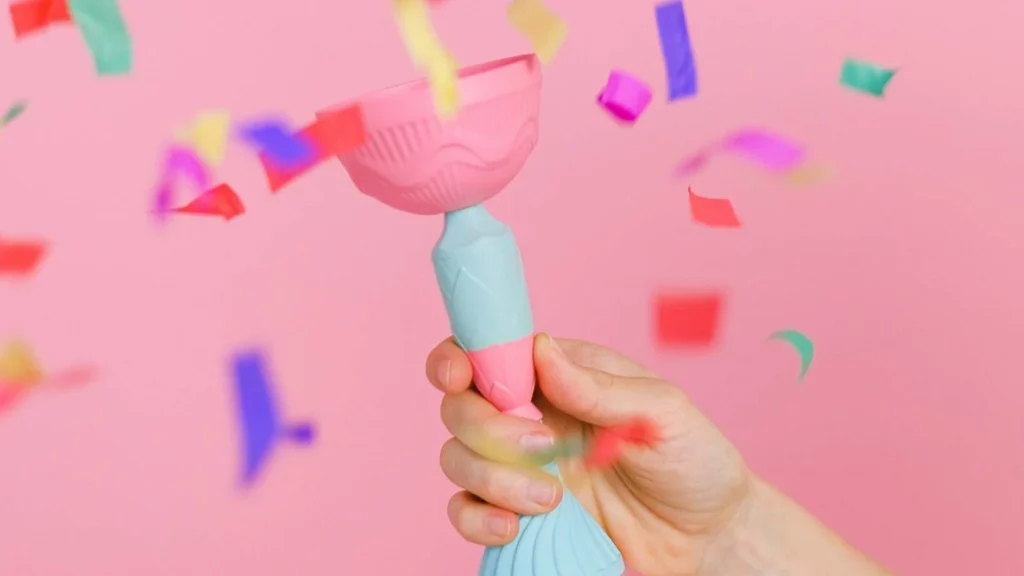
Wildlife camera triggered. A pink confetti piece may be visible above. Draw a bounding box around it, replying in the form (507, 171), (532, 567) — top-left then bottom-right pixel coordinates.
(597, 70), (652, 123)
(721, 129), (804, 171)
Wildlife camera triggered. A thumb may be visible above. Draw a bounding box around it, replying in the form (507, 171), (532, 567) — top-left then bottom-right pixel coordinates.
(534, 333), (680, 427)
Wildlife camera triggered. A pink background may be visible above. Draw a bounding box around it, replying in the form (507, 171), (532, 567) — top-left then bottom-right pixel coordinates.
(2, 0), (1022, 574)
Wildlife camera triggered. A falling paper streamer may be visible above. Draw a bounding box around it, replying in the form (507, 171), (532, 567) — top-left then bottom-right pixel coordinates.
(840, 57), (896, 97)
(654, 292), (722, 347)
(172, 183), (245, 221)
(177, 111), (230, 166)
(153, 146), (210, 222)
(232, 350), (315, 486)
(66, 0), (132, 76)
(393, 0), (459, 117)
(688, 187), (740, 228)
(507, 0), (567, 65)
(0, 237), (47, 276)
(1, 100), (27, 126)
(655, 1), (698, 100)
(9, 0), (71, 38)
(722, 129), (804, 171)
(238, 119), (317, 170)
(262, 108), (367, 192)
(768, 330), (814, 381)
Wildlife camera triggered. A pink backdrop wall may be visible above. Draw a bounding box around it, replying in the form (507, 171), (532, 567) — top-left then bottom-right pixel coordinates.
(2, 0), (1022, 574)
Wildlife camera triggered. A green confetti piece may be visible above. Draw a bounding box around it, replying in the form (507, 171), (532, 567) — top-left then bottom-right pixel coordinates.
(1, 101), (27, 126)
(839, 57), (896, 97)
(67, 0), (133, 76)
(768, 329), (814, 381)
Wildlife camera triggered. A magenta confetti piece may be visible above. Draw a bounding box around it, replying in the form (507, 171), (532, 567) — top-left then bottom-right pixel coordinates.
(673, 147), (717, 177)
(721, 129), (804, 171)
(152, 146), (211, 221)
(597, 71), (652, 123)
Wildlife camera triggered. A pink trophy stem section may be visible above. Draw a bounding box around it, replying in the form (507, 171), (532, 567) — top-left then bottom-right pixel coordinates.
(467, 336), (541, 421)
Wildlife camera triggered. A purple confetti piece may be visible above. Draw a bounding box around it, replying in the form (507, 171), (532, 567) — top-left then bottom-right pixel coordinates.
(655, 1), (698, 101)
(236, 119), (316, 170)
(722, 129), (804, 171)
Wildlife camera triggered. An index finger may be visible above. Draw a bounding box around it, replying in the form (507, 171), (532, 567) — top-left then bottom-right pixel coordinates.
(426, 337), (474, 393)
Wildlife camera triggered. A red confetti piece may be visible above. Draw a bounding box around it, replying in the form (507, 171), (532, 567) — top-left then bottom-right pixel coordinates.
(0, 238), (47, 276)
(583, 418), (659, 469)
(260, 106), (367, 193)
(688, 187), (740, 228)
(9, 0), (70, 38)
(172, 183), (245, 221)
(654, 292), (722, 347)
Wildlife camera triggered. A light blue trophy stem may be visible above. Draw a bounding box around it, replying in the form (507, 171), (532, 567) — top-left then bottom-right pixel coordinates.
(432, 205), (626, 576)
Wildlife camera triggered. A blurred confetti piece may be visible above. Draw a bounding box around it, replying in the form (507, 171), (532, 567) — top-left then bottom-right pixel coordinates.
(238, 119), (316, 170)
(0, 341), (43, 385)
(768, 329), (814, 381)
(785, 164), (831, 186)
(178, 110), (230, 166)
(507, 0), (567, 65)
(597, 70), (652, 124)
(393, 0), (459, 117)
(655, 1), (698, 100)
(1, 100), (27, 126)
(722, 129), (804, 171)
(232, 349), (315, 486)
(584, 418), (659, 469)
(172, 183), (245, 221)
(261, 110), (367, 192)
(654, 292), (722, 347)
(66, 0), (132, 76)
(153, 146), (210, 222)
(0, 237), (47, 276)
(840, 57), (896, 97)
(673, 146), (717, 177)
(688, 187), (740, 228)
(9, 0), (70, 38)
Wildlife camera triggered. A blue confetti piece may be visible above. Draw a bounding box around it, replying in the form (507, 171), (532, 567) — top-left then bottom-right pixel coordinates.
(232, 349), (315, 486)
(237, 120), (316, 170)
(655, 1), (698, 101)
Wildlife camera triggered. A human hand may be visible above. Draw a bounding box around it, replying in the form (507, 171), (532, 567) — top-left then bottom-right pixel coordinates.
(425, 333), (753, 576)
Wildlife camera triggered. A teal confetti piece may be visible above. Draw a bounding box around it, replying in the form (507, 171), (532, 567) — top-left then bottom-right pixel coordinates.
(1, 101), (27, 126)
(768, 329), (814, 381)
(66, 0), (132, 76)
(839, 57), (896, 97)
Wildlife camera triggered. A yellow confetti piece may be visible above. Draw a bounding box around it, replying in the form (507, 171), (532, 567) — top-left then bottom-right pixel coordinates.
(785, 164), (832, 186)
(393, 0), (459, 118)
(0, 341), (43, 387)
(507, 0), (567, 65)
(175, 110), (230, 166)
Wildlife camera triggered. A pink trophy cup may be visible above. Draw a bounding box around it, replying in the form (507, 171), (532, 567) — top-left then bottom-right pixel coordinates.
(319, 54), (624, 575)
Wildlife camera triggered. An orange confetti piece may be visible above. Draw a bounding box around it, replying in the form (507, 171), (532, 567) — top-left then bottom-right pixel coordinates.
(0, 238), (47, 276)
(688, 186), (740, 228)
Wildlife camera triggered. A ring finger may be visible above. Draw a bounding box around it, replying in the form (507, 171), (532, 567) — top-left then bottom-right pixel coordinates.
(440, 438), (562, 516)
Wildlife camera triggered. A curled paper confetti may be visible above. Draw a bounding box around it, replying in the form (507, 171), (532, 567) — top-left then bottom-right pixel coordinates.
(66, 0), (132, 76)
(654, 292), (722, 347)
(0, 237), (47, 276)
(840, 57), (896, 97)
(768, 329), (814, 381)
(393, 0), (459, 117)
(152, 146), (211, 222)
(507, 0), (567, 65)
(655, 1), (698, 100)
(8, 0), (70, 38)
(597, 70), (652, 124)
(172, 183), (245, 221)
(688, 186), (740, 228)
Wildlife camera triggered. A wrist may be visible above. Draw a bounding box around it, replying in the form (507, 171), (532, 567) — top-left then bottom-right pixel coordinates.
(696, 476), (778, 576)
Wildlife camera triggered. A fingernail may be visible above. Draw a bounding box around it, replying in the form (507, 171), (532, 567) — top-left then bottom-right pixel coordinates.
(437, 359), (451, 388)
(519, 433), (554, 453)
(486, 515), (510, 537)
(546, 335), (564, 358)
(527, 481), (557, 507)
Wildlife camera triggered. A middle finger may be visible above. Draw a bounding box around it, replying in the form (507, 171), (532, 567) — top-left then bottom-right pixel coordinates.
(440, 389), (555, 464)
(440, 438), (562, 516)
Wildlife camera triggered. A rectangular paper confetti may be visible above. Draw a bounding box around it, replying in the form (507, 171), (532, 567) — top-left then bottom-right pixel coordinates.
(507, 0), (567, 65)
(655, 1), (698, 100)
(0, 238), (47, 276)
(260, 109), (367, 192)
(183, 110), (230, 166)
(688, 187), (740, 228)
(66, 0), (132, 76)
(393, 0), (459, 117)
(654, 292), (722, 347)
(840, 57), (896, 97)
(9, 0), (70, 38)
(722, 129), (803, 171)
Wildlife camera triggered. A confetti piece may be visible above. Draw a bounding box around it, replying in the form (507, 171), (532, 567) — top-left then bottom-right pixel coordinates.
(232, 350), (315, 486)
(722, 129), (804, 171)
(654, 292), (722, 347)
(655, 1), (698, 101)
(507, 0), (567, 65)
(597, 71), (652, 124)
(238, 119), (317, 171)
(0, 237), (47, 276)
(261, 109), (367, 192)
(0, 341), (44, 385)
(178, 110), (230, 166)
(583, 418), (659, 469)
(153, 146), (210, 222)
(672, 146), (717, 178)
(393, 0), (459, 117)
(9, 0), (70, 38)
(172, 183), (245, 221)
(840, 57), (896, 97)
(66, 0), (132, 76)
(1, 100), (27, 126)
(768, 329), (814, 381)
(688, 186), (740, 228)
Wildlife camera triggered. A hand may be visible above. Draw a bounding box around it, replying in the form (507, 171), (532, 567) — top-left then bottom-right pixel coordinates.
(425, 333), (753, 576)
